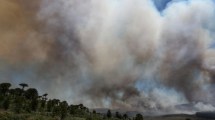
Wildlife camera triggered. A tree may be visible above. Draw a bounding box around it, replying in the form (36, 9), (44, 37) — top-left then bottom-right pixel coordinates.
(0, 83), (11, 95)
(47, 100), (53, 112)
(107, 109), (112, 118)
(69, 105), (77, 115)
(14, 88), (22, 96)
(123, 113), (128, 120)
(52, 106), (61, 117)
(0, 82), (119, 120)
(42, 93), (48, 100)
(78, 103), (84, 109)
(60, 101), (68, 120)
(19, 83), (28, 90)
(40, 99), (46, 109)
(14, 96), (24, 113)
(3, 97), (10, 110)
(30, 99), (38, 112)
(9, 89), (16, 97)
(24, 88), (38, 100)
(53, 99), (60, 106)
(135, 113), (143, 120)
(116, 111), (122, 119)
(93, 110), (96, 114)
(24, 88), (39, 112)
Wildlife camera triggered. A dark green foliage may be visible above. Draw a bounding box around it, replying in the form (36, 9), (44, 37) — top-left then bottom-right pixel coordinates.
(107, 109), (112, 118)
(59, 101), (68, 120)
(123, 113), (128, 119)
(69, 105), (77, 115)
(9, 89), (16, 97)
(42, 93), (48, 101)
(135, 113), (143, 120)
(23, 88), (39, 112)
(14, 88), (22, 96)
(14, 96), (24, 113)
(93, 110), (96, 114)
(52, 106), (61, 117)
(30, 99), (38, 111)
(47, 100), (53, 112)
(41, 100), (46, 109)
(0, 82), (133, 120)
(3, 97), (10, 110)
(86, 116), (93, 120)
(24, 88), (38, 100)
(115, 112), (122, 119)
(0, 83), (11, 95)
(0, 95), (4, 104)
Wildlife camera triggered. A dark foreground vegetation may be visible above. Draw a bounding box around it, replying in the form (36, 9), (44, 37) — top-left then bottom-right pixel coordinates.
(0, 82), (144, 120)
(0, 82), (213, 120)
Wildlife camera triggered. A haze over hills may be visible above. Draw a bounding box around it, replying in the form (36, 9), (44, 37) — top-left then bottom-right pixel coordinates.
(94, 102), (215, 116)
(1, 82), (215, 120)
(1, 0), (215, 116)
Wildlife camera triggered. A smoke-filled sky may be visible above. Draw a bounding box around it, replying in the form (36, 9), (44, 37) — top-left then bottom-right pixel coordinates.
(1, 0), (215, 114)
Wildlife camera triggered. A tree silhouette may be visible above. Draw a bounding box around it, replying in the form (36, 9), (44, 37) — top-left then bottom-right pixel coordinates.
(3, 97), (10, 110)
(24, 88), (39, 111)
(93, 110), (96, 114)
(60, 101), (68, 120)
(0, 83), (11, 95)
(135, 113), (143, 120)
(9, 89), (16, 97)
(42, 93), (48, 100)
(52, 106), (61, 117)
(30, 98), (38, 112)
(115, 111), (122, 119)
(78, 103), (84, 109)
(40, 93), (48, 110)
(47, 99), (53, 112)
(14, 96), (24, 113)
(69, 105), (77, 115)
(14, 88), (22, 96)
(0, 82), (128, 120)
(24, 88), (38, 100)
(123, 113), (128, 120)
(19, 83), (28, 90)
(107, 109), (112, 118)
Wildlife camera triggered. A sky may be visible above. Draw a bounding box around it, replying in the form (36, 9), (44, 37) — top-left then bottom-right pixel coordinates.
(1, 0), (215, 114)
(153, 0), (173, 11)
(154, 0), (215, 13)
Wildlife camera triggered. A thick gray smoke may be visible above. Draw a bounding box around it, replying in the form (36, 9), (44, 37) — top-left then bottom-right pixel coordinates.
(1, 0), (215, 114)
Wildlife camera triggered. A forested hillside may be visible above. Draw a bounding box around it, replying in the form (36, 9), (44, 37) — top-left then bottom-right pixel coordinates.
(0, 82), (143, 120)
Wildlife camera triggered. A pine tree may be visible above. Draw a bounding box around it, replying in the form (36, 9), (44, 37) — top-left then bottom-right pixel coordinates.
(107, 109), (112, 118)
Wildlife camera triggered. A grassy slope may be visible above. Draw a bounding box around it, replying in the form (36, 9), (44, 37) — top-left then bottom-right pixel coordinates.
(0, 110), (85, 120)
(1, 110), (212, 120)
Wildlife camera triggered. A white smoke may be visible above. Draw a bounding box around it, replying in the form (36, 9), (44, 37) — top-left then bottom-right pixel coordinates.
(1, 0), (214, 114)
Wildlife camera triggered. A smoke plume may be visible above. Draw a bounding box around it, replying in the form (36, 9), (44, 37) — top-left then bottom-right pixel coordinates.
(1, 0), (215, 114)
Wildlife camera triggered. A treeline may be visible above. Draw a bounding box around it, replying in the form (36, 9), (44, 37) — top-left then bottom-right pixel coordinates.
(0, 82), (144, 120)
